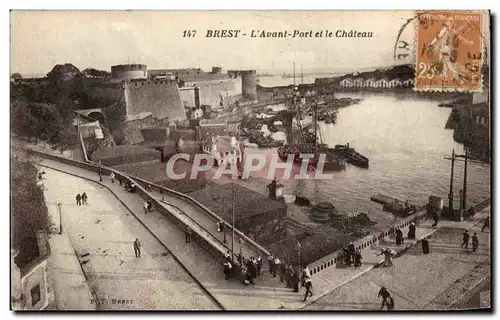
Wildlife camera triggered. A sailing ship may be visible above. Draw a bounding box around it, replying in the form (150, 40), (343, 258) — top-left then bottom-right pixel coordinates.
(277, 88), (346, 171)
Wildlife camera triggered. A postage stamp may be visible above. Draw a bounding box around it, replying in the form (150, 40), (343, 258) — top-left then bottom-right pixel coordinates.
(415, 10), (484, 92)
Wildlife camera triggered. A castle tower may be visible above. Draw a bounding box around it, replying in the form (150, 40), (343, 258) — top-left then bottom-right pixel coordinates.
(228, 70), (257, 101)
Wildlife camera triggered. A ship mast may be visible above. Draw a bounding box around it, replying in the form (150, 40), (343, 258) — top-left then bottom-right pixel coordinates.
(301, 64), (304, 85)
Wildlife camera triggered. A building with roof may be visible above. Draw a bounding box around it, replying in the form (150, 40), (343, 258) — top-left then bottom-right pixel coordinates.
(376, 78), (390, 88)
(202, 135), (242, 166)
(339, 78), (353, 88)
(11, 231), (53, 310)
(90, 145), (162, 167)
(188, 183), (288, 245)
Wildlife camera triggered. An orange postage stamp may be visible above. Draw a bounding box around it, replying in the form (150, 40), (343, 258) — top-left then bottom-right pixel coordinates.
(415, 10), (484, 92)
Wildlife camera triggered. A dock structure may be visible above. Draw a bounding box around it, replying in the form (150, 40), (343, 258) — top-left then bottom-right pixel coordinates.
(370, 194), (424, 216)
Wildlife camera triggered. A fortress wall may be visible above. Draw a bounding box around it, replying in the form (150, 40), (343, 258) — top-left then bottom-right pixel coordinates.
(125, 81), (186, 121)
(193, 77), (242, 107)
(179, 87), (196, 108)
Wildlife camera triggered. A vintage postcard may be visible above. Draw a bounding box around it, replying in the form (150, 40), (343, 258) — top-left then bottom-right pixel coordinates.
(10, 10), (491, 311)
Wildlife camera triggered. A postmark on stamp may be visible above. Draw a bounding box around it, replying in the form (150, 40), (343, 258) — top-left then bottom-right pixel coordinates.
(415, 10), (484, 92)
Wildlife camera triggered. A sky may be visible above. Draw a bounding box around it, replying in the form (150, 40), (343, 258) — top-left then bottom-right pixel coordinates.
(10, 11), (419, 76)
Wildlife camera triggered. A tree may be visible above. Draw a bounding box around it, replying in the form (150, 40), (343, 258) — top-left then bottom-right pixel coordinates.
(11, 154), (52, 266)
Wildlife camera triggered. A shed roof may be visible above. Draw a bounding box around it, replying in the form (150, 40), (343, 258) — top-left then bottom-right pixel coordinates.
(188, 183), (286, 222)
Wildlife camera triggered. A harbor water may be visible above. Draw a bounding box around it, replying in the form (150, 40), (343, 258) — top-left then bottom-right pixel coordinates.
(240, 91), (491, 229)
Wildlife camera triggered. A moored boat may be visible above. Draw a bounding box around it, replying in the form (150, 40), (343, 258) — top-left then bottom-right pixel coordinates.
(331, 143), (369, 168)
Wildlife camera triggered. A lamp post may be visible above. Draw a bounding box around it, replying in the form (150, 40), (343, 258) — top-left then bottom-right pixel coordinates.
(231, 184), (235, 265)
(98, 160), (102, 182)
(57, 202), (62, 235)
(296, 242), (301, 269)
(223, 196), (227, 244)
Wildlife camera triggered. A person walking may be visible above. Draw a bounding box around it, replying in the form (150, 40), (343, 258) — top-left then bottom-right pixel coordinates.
(303, 277), (313, 302)
(421, 237), (430, 254)
(143, 200), (149, 214)
(461, 230), (470, 249)
(109, 172), (115, 183)
(481, 217), (490, 232)
(224, 250), (231, 263)
(432, 212), (439, 228)
(408, 222), (416, 239)
(378, 287), (391, 310)
(81, 192), (88, 205)
(133, 238), (141, 258)
(273, 257), (281, 278)
(395, 228), (403, 245)
(347, 242), (356, 264)
(256, 255), (262, 276)
(386, 295), (395, 311)
(185, 227), (192, 244)
(292, 268), (300, 293)
(76, 194), (81, 206)
(268, 254), (275, 275)
(472, 233), (479, 252)
(382, 249), (393, 267)
(223, 261), (232, 280)
(354, 248), (363, 267)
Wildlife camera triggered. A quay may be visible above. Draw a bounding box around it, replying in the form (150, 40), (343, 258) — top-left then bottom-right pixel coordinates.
(13, 138), (491, 310)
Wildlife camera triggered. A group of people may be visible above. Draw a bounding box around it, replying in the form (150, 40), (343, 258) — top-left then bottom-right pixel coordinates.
(461, 230), (480, 252)
(341, 242), (363, 267)
(75, 192), (88, 206)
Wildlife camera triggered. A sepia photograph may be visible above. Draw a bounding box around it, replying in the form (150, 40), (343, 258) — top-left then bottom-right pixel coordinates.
(9, 10), (491, 311)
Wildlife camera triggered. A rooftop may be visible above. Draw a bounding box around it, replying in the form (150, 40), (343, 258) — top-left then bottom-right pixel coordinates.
(188, 183), (287, 222)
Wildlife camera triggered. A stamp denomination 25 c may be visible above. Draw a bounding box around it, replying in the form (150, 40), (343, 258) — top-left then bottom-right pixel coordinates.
(415, 10), (484, 92)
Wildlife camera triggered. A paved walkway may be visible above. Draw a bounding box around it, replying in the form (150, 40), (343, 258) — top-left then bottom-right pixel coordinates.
(41, 168), (220, 310)
(304, 207), (491, 311)
(46, 202), (95, 310)
(18, 139), (491, 310)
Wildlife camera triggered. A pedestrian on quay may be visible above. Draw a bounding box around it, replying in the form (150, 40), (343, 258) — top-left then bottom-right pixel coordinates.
(395, 228), (403, 245)
(432, 212), (439, 228)
(378, 287), (391, 310)
(347, 242), (356, 264)
(386, 296), (395, 311)
(342, 246), (351, 266)
(302, 277), (313, 302)
(354, 248), (363, 267)
(109, 172), (115, 183)
(118, 176), (122, 186)
(292, 268), (300, 292)
(76, 194), (82, 206)
(301, 266), (311, 287)
(421, 236), (430, 254)
(256, 255), (262, 276)
(461, 230), (470, 249)
(143, 200), (149, 214)
(381, 248), (393, 267)
(223, 261), (232, 280)
(133, 238), (141, 258)
(408, 222), (416, 239)
(472, 233), (479, 253)
(279, 261), (286, 283)
(147, 200), (153, 212)
(273, 257), (281, 278)
(185, 227), (192, 244)
(245, 259), (255, 284)
(285, 265), (293, 288)
(268, 254), (275, 275)
(481, 217), (490, 232)
(224, 250), (231, 263)
(81, 192), (88, 205)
